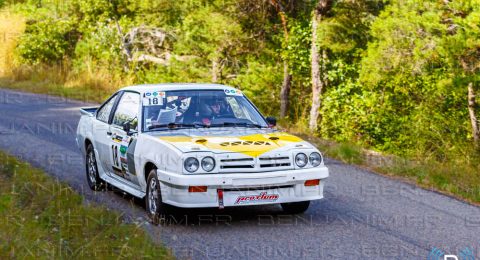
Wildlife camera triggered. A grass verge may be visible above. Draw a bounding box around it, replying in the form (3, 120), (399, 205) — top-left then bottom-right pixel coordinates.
(0, 8), (129, 103)
(0, 151), (173, 259)
(294, 132), (480, 205)
(0, 75), (113, 104)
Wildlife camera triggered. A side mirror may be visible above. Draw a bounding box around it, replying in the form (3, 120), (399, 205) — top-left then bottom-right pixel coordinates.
(123, 122), (131, 135)
(266, 116), (277, 127)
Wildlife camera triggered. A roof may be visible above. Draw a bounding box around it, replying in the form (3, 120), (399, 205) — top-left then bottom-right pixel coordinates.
(120, 83), (238, 94)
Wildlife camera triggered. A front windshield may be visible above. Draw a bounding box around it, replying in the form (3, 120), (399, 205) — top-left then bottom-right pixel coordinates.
(142, 89), (268, 131)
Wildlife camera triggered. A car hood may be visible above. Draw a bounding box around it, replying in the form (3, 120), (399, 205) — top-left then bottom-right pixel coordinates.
(149, 128), (313, 157)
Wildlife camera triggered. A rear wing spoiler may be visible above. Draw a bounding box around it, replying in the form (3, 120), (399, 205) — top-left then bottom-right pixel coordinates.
(80, 107), (98, 117)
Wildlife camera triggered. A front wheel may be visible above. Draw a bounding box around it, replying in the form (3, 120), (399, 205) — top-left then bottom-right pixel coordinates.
(85, 144), (105, 191)
(281, 201), (310, 214)
(146, 169), (169, 224)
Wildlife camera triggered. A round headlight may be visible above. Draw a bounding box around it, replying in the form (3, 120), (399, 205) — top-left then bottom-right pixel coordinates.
(295, 153), (308, 167)
(184, 157), (199, 173)
(309, 152), (322, 167)
(201, 157), (215, 172)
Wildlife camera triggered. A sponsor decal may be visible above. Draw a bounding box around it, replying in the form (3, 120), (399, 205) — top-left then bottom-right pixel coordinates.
(224, 88), (243, 96)
(234, 192), (279, 205)
(143, 91), (165, 106)
(119, 145), (127, 154)
(118, 136), (131, 169)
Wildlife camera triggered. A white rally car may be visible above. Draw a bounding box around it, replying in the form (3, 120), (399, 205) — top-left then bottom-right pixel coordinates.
(76, 84), (328, 220)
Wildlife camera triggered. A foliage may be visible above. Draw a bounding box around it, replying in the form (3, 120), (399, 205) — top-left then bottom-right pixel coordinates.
(231, 60), (283, 116)
(16, 17), (78, 64)
(73, 23), (123, 70)
(176, 7), (246, 81)
(357, 0), (479, 157)
(283, 20), (311, 83)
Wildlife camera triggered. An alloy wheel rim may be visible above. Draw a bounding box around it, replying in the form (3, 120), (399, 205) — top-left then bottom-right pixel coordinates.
(87, 152), (97, 185)
(148, 178), (159, 215)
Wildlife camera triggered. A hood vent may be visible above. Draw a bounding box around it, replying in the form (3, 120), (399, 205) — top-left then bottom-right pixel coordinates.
(220, 141), (271, 147)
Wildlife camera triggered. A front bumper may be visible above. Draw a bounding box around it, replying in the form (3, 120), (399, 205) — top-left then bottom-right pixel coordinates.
(156, 166), (328, 208)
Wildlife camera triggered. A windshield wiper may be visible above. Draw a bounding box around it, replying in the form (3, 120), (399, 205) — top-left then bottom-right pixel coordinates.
(210, 122), (263, 128)
(148, 123), (209, 130)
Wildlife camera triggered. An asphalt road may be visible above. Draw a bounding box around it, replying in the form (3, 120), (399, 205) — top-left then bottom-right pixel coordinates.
(0, 88), (479, 259)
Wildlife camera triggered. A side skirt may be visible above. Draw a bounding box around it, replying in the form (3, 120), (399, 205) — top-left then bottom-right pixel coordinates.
(101, 174), (146, 198)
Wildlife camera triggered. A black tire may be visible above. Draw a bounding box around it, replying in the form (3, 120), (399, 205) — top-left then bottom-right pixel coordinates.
(85, 144), (105, 191)
(281, 201), (310, 214)
(146, 168), (169, 224)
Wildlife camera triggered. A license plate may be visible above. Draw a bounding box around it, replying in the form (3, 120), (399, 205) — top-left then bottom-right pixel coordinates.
(223, 190), (280, 206)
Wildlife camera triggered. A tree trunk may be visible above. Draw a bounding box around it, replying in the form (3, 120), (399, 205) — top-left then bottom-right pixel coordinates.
(468, 83), (479, 147)
(309, 12), (326, 131)
(114, 19), (132, 72)
(269, 0), (292, 119)
(280, 61), (292, 118)
(309, 0), (333, 131)
(212, 59), (219, 83)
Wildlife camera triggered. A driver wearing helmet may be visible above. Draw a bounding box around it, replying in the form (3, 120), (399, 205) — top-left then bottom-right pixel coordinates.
(199, 97), (225, 125)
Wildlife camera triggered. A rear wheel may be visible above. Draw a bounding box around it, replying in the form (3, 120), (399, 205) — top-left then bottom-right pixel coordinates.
(281, 201), (310, 214)
(85, 144), (105, 191)
(146, 168), (169, 224)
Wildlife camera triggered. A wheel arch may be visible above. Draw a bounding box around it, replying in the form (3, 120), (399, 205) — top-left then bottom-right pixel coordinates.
(144, 161), (157, 183)
(85, 138), (93, 150)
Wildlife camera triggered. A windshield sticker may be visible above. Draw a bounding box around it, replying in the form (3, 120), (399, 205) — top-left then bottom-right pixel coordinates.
(224, 88), (243, 96)
(143, 91), (165, 106)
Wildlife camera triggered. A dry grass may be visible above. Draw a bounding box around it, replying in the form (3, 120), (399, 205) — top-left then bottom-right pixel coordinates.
(0, 8), (133, 103)
(0, 9), (25, 77)
(1, 61), (133, 103)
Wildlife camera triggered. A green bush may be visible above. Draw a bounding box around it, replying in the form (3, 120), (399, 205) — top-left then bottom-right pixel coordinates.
(73, 23), (122, 70)
(16, 17), (79, 64)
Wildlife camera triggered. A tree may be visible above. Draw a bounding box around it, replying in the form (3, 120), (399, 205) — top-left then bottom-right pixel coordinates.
(269, 0), (292, 118)
(309, 0), (333, 130)
(439, 0), (480, 148)
(178, 8), (245, 82)
(468, 84), (479, 147)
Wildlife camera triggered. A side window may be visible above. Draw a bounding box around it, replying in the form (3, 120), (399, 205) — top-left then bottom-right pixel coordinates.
(112, 92), (140, 130)
(96, 94), (118, 123)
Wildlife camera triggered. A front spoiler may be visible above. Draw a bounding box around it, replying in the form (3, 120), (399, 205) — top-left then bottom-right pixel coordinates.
(156, 166), (328, 208)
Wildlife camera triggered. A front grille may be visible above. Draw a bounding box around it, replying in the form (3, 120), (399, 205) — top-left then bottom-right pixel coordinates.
(220, 157), (255, 170)
(221, 158), (254, 162)
(218, 154), (293, 172)
(258, 156), (291, 168)
(221, 165), (255, 169)
(260, 163), (291, 168)
(259, 156), (289, 161)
